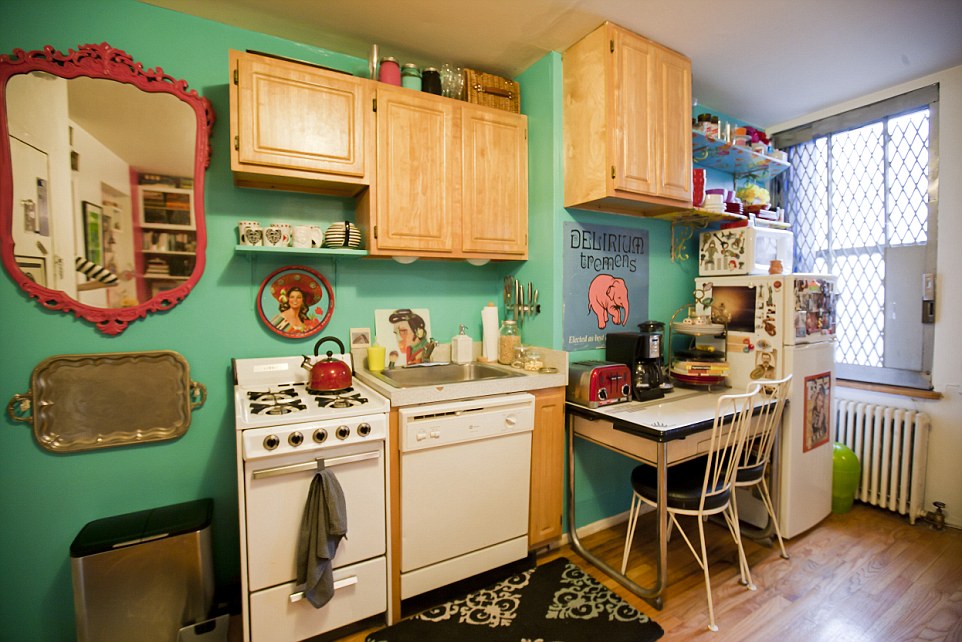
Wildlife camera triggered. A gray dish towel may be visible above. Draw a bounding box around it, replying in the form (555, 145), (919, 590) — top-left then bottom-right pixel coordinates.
(296, 468), (348, 608)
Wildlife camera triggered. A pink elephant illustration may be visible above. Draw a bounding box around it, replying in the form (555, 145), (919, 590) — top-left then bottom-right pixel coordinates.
(588, 274), (630, 329)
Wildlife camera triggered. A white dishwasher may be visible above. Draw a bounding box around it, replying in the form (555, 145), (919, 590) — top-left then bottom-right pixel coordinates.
(399, 392), (534, 599)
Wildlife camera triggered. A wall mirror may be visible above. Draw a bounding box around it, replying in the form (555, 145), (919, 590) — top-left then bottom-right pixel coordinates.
(0, 43), (214, 335)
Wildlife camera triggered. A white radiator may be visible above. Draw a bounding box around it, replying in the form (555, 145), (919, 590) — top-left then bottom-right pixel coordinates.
(834, 400), (931, 524)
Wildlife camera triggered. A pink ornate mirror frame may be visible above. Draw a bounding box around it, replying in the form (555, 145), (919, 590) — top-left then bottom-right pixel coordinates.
(0, 43), (214, 335)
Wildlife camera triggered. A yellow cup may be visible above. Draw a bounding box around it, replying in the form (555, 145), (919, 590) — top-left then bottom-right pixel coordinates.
(367, 345), (386, 372)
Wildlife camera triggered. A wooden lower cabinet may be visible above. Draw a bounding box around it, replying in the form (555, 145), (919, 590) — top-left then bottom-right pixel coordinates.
(529, 387), (565, 548)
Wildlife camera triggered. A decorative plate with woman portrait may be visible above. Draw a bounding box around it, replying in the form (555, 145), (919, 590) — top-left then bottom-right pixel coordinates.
(257, 266), (334, 339)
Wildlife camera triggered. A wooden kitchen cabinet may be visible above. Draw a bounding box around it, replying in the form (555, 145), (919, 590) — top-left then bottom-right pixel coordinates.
(359, 87), (528, 260)
(229, 50), (374, 196)
(364, 84), (460, 255)
(230, 50), (528, 261)
(529, 387), (565, 548)
(460, 104), (528, 258)
(563, 22), (692, 216)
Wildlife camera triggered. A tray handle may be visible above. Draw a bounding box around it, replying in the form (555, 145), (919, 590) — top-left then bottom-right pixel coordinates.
(7, 392), (33, 423)
(190, 381), (207, 410)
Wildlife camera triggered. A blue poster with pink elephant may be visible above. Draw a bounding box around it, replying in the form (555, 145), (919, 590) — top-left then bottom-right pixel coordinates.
(562, 221), (649, 351)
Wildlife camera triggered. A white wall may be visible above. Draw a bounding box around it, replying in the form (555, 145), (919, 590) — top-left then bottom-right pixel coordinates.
(770, 65), (962, 528)
(70, 121), (133, 308)
(7, 73), (75, 296)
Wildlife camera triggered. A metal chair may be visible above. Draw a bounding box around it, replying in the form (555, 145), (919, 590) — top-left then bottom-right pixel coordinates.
(620, 387), (760, 632)
(732, 375), (793, 583)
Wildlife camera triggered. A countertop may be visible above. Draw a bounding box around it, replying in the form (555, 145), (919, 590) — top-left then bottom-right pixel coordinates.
(353, 344), (568, 407)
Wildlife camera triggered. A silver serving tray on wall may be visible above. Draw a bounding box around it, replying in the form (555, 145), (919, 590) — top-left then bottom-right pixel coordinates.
(7, 350), (206, 453)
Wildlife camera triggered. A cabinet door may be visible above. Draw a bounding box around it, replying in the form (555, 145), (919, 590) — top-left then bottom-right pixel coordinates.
(654, 47), (692, 201)
(461, 105), (528, 257)
(610, 26), (656, 196)
(374, 86), (459, 254)
(233, 52), (368, 179)
(529, 387), (565, 548)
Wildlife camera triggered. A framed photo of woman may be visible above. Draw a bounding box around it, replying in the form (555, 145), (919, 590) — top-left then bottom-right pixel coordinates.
(803, 371), (831, 452)
(256, 265), (334, 339)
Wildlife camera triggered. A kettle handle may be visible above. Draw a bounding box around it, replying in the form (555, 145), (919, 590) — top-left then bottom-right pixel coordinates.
(314, 336), (345, 357)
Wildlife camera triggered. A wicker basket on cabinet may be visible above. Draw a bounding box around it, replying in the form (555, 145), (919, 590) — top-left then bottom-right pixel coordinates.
(464, 68), (520, 113)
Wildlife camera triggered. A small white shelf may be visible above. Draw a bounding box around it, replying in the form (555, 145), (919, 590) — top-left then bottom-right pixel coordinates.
(234, 244), (368, 258)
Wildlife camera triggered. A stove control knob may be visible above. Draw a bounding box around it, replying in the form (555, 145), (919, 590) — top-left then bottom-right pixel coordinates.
(313, 429), (328, 444)
(288, 431), (304, 447)
(335, 425), (351, 440)
(357, 422), (372, 437)
(263, 434), (280, 451)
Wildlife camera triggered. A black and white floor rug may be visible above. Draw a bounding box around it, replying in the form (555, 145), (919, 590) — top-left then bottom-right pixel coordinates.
(366, 557), (664, 642)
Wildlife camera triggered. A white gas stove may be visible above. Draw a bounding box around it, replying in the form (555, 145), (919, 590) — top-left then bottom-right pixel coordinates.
(232, 355), (391, 641)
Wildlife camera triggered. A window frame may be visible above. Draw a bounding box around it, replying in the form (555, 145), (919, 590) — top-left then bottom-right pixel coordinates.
(773, 85), (939, 390)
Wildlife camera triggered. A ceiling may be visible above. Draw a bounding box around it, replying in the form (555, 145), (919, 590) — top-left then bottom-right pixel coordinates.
(145, 0), (962, 128)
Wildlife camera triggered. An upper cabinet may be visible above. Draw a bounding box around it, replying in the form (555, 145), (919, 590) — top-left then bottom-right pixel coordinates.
(366, 85), (460, 255)
(230, 50), (374, 197)
(229, 51), (527, 261)
(461, 104), (528, 257)
(563, 22), (693, 216)
(357, 85), (528, 261)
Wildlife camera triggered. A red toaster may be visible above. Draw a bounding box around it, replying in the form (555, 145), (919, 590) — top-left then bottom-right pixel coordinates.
(566, 360), (632, 408)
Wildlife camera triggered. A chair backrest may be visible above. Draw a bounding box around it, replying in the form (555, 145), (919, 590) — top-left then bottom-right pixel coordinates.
(700, 387), (760, 510)
(738, 375), (793, 476)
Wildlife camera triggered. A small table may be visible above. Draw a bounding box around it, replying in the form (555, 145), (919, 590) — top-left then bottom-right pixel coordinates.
(565, 389), (766, 610)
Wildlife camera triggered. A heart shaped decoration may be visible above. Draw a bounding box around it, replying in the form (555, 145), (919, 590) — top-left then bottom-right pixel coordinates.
(264, 227), (283, 246)
(244, 228), (263, 245)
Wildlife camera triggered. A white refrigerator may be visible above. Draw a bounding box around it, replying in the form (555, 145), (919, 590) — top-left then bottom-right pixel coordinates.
(693, 273), (836, 538)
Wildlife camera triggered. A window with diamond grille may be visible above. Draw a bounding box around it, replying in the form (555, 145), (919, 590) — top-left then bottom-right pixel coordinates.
(773, 86), (938, 389)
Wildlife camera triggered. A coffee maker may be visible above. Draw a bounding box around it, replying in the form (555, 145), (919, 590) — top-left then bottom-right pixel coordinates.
(605, 321), (668, 401)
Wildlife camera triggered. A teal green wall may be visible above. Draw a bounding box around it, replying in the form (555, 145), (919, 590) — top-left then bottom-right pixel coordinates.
(0, 2), (697, 638)
(513, 52), (699, 534)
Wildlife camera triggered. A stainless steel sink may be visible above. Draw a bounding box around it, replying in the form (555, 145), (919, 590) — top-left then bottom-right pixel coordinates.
(368, 362), (525, 388)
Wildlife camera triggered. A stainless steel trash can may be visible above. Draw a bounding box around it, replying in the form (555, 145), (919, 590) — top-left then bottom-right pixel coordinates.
(70, 498), (215, 642)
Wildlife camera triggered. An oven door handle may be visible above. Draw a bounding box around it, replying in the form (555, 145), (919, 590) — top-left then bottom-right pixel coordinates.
(289, 575), (359, 603)
(251, 450), (381, 480)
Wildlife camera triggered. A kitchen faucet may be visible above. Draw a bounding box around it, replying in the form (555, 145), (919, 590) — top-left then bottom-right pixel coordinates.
(423, 338), (437, 361)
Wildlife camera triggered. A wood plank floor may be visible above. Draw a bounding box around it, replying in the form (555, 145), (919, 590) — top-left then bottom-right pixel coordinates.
(322, 504), (962, 641)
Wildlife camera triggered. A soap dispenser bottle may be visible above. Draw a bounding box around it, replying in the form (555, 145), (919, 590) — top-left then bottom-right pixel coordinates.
(451, 324), (473, 364)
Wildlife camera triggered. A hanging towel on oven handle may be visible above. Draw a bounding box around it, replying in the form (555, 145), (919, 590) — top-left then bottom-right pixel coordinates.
(296, 467), (348, 608)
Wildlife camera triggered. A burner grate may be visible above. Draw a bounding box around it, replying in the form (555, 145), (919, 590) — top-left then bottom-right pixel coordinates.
(247, 387), (299, 404)
(249, 399), (306, 415)
(313, 389), (369, 409)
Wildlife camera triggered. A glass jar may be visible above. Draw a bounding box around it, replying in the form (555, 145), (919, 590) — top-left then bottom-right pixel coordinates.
(421, 67), (441, 95)
(401, 63), (421, 90)
(498, 320), (521, 365)
(522, 349), (544, 372)
(511, 345), (526, 369)
(378, 56), (401, 85)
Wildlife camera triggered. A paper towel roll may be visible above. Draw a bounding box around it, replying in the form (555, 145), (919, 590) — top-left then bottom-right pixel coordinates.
(481, 303), (499, 362)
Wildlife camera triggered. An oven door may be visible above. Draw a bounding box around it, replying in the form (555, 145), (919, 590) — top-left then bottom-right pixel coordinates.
(244, 441), (386, 593)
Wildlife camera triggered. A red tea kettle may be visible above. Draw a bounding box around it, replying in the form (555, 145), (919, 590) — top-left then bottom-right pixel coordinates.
(302, 336), (352, 391)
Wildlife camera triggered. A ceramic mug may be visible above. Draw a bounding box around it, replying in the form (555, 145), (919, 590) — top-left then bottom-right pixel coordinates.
(292, 225), (313, 248)
(239, 220), (262, 246)
(269, 223), (292, 247)
(310, 226), (324, 248)
(263, 225), (285, 247)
